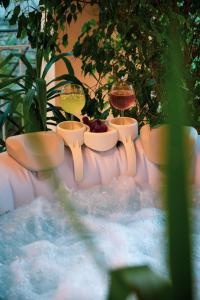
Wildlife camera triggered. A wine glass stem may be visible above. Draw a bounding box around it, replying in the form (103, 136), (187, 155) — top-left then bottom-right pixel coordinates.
(71, 115), (74, 121)
(121, 110), (124, 117)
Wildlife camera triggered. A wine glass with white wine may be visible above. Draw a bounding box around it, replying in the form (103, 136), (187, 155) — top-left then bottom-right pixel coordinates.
(60, 83), (86, 119)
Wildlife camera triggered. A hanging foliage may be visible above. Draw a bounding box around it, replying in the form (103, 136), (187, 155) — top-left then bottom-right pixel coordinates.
(0, 0), (99, 59)
(73, 0), (200, 128)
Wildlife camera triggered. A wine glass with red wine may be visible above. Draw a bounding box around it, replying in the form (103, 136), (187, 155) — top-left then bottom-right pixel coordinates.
(109, 79), (136, 116)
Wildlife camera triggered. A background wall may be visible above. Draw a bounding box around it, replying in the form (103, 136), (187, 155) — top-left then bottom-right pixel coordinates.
(55, 4), (99, 103)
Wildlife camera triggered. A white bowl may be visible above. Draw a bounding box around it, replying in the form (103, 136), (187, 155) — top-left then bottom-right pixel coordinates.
(109, 117), (138, 141)
(84, 127), (118, 151)
(109, 117), (138, 176)
(56, 121), (88, 182)
(57, 121), (87, 146)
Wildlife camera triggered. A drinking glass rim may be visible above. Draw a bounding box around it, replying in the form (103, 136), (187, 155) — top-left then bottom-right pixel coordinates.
(57, 120), (85, 131)
(111, 80), (134, 87)
(60, 92), (84, 95)
(61, 83), (84, 89)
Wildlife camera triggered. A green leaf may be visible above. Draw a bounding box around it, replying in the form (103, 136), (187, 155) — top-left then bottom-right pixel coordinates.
(14, 4), (20, 16)
(108, 266), (171, 300)
(36, 78), (47, 130)
(100, 108), (110, 119)
(165, 20), (193, 300)
(82, 97), (98, 117)
(0, 54), (14, 70)
(70, 4), (76, 14)
(9, 5), (20, 25)
(96, 61), (104, 73)
(23, 89), (35, 132)
(62, 34), (68, 48)
(73, 41), (82, 57)
(67, 13), (72, 25)
(73, 14), (77, 22)
(25, 73), (34, 90)
(83, 63), (93, 76)
(107, 24), (115, 36)
(81, 19), (97, 33)
(1, 0), (10, 9)
(36, 49), (43, 78)
(47, 81), (71, 96)
(47, 74), (82, 87)
(42, 52), (74, 79)
(0, 89), (24, 99)
(0, 103), (11, 127)
(0, 138), (6, 152)
(48, 94), (61, 101)
(24, 89), (35, 112)
(0, 74), (15, 78)
(17, 13), (27, 39)
(24, 105), (42, 133)
(47, 78), (83, 98)
(77, 2), (82, 12)
(47, 89), (61, 99)
(47, 102), (66, 123)
(0, 53), (35, 77)
(0, 76), (24, 89)
(62, 56), (74, 75)
(15, 53), (36, 76)
(0, 101), (9, 109)
(146, 79), (156, 87)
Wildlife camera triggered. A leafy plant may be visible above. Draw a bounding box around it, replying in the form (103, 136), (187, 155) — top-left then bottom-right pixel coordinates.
(1, 1), (199, 130)
(0, 0), (98, 150)
(0, 0), (99, 59)
(0, 50), (83, 135)
(73, 1), (200, 129)
(0, 1), (195, 298)
(106, 9), (193, 300)
(16, 18), (194, 298)
(165, 17), (193, 300)
(108, 266), (171, 300)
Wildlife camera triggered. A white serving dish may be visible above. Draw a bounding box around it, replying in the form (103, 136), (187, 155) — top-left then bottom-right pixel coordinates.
(57, 121), (88, 182)
(84, 127), (118, 152)
(109, 117), (138, 176)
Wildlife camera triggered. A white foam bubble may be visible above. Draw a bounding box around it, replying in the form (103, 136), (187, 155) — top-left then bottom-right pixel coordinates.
(0, 177), (200, 299)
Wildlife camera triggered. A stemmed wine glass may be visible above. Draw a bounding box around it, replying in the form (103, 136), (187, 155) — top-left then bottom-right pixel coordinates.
(60, 83), (86, 119)
(109, 79), (136, 117)
(109, 79), (137, 176)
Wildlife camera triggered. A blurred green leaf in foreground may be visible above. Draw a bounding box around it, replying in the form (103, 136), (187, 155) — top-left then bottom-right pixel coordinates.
(107, 10), (193, 300)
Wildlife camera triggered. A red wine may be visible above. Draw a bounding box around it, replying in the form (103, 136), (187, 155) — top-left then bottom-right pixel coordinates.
(109, 90), (136, 110)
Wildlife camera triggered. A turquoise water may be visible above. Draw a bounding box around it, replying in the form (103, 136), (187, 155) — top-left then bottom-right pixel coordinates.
(0, 177), (199, 300)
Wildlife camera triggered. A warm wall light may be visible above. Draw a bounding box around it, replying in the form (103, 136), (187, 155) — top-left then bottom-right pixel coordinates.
(55, 4), (100, 96)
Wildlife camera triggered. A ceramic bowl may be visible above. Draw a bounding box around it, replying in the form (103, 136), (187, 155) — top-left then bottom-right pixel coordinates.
(56, 121), (89, 182)
(109, 117), (138, 141)
(109, 117), (138, 177)
(57, 121), (87, 146)
(84, 127), (118, 151)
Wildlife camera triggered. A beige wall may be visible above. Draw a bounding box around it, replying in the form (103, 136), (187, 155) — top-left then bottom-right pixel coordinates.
(55, 5), (99, 94)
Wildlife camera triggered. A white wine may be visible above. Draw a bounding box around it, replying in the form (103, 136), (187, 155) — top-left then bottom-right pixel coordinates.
(60, 94), (85, 115)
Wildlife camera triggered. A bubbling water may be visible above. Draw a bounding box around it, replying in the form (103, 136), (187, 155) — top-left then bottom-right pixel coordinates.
(0, 176), (200, 300)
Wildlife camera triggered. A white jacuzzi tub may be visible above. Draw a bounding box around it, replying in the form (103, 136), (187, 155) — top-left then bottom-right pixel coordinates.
(0, 124), (200, 213)
(0, 126), (200, 300)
